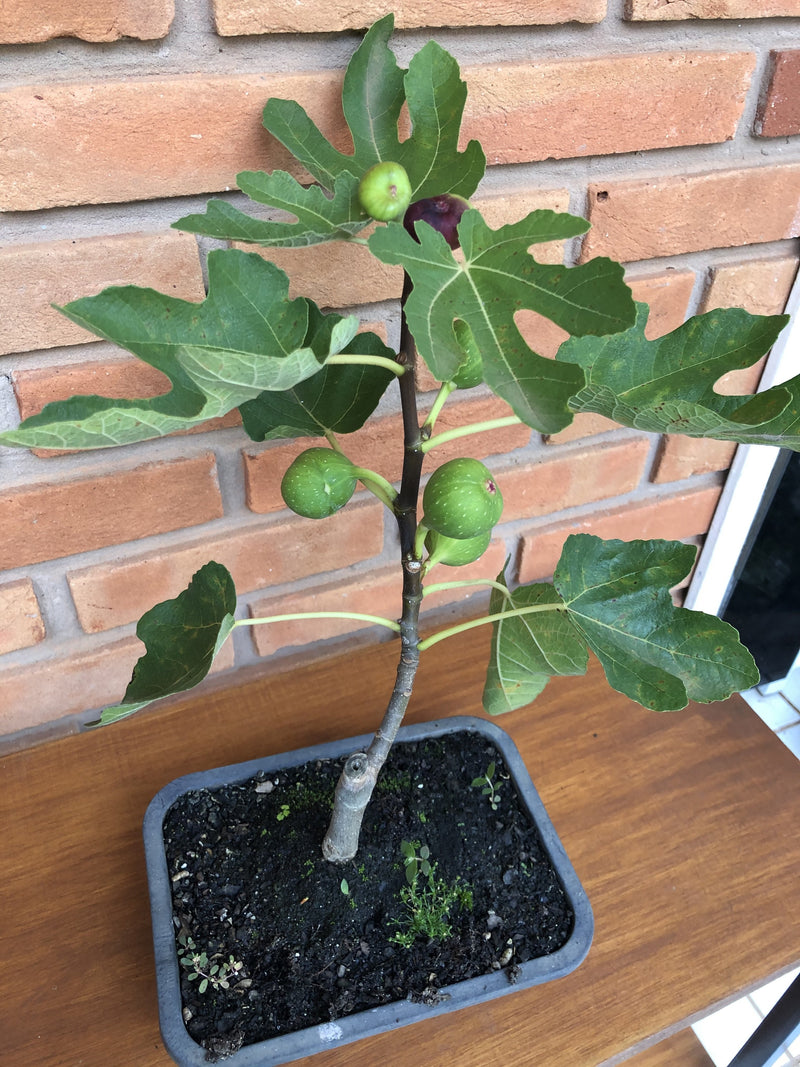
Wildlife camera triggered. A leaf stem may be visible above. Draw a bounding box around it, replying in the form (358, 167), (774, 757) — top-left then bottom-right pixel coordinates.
(351, 466), (398, 509)
(422, 577), (511, 598)
(237, 612), (401, 633)
(420, 415), (523, 453)
(422, 381), (456, 435)
(417, 601), (562, 651)
(327, 354), (405, 376)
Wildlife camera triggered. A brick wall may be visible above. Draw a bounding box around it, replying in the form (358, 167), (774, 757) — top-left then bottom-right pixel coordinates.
(1, 0), (799, 746)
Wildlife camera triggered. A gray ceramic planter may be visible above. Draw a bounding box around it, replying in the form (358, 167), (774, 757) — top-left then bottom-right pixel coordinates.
(143, 716), (593, 1066)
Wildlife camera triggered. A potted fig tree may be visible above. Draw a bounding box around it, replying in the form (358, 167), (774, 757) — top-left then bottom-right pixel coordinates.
(3, 15), (799, 1066)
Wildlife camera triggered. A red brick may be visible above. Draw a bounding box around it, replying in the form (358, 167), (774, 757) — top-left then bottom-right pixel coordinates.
(466, 52), (754, 165)
(757, 52), (800, 137)
(253, 189), (569, 310)
(500, 437), (651, 522)
(67, 500), (384, 632)
(248, 539), (507, 657)
(0, 0), (173, 43)
(517, 485), (722, 583)
(0, 579), (46, 655)
(583, 164), (800, 262)
(702, 255), (799, 317)
(0, 632), (235, 735)
(0, 232), (204, 356)
(0, 74), (349, 211)
(244, 394), (531, 514)
(1, 52), (753, 211)
(0, 455), (223, 571)
(213, 0), (606, 35)
(626, 0), (800, 18)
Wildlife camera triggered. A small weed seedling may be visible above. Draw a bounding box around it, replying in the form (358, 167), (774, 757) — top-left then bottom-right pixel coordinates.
(177, 935), (245, 994)
(391, 841), (473, 948)
(471, 762), (502, 811)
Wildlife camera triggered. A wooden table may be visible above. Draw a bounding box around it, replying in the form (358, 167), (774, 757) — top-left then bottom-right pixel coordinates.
(4, 626), (800, 1066)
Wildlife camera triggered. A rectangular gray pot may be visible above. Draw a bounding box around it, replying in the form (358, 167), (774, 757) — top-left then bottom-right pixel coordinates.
(143, 716), (593, 1066)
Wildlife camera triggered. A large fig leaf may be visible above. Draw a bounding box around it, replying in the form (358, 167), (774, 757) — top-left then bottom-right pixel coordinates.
(175, 15), (484, 248)
(483, 575), (588, 715)
(369, 208), (636, 433)
(0, 251), (361, 452)
(554, 535), (760, 710)
(560, 303), (800, 449)
(90, 562), (237, 726)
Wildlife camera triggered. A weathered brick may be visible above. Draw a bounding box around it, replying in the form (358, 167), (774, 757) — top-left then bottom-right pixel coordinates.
(0, 579), (46, 655)
(626, 0), (800, 18)
(757, 52), (800, 137)
(0, 455), (223, 571)
(0, 632), (235, 735)
(213, 0), (606, 35)
(702, 255), (799, 316)
(252, 189), (569, 310)
(0, 0), (173, 43)
(583, 164), (800, 262)
(244, 394), (531, 514)
(1, 52), (753, 211)
(248, 539), (507, 657)
(67, 500), (384, 633)
(0, 74), (348, 211)
(465, 52), (753, 165)
(500, 437), (651, 522)
(517, 485), (722, 583)
(545, 267), (696, 445)
(0, 231), (204, 356)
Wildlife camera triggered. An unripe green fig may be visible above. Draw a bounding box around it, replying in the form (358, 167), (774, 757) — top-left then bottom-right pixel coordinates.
(358, 162), (412, 222)
(281, 448), (357, 519)
(451, 319), (483, 389)
(424, 527), (491, 567)
(422, 458), (503, 540)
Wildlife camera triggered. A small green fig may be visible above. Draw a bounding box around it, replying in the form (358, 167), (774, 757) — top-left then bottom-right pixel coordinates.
(358, 162), (412, 222)
(422, 458), (503, 540)
(281, 448), (357, 519)
(424, 527), (491, 567)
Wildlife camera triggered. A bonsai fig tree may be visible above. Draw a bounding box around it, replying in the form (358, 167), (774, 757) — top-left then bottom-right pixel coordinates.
(3, 16), (799, 864)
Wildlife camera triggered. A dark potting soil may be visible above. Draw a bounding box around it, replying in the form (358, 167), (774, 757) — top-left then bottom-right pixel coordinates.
(162, 731), (574, 1061)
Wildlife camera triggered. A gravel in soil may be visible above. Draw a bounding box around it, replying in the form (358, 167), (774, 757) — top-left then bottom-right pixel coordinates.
(162, 731), (574, 1060)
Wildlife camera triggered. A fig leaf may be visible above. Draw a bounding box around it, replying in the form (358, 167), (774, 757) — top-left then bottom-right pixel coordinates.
(559, 302), (800, 450)
(0, 251), (364, 452)
(90, 562), (237, 726)
(370, 208), (636, 433)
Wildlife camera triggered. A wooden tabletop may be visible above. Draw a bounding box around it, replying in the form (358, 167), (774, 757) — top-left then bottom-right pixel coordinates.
(3, 625), (800, 1067)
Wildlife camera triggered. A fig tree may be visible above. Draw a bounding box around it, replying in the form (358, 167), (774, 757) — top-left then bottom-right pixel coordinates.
(358, 161), (412, 222)
(422, 458), (503, 540)
(424, 527), (491, 567)
(281, 448), (358, 519)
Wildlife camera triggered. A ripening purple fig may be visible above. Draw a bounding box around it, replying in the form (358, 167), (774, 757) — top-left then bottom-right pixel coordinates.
(403, 194), (471, 249)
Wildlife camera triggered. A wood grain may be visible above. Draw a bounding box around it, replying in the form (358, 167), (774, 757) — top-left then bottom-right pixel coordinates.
(3, 629), (800, 1067)
(624, 1028), (714, 1066)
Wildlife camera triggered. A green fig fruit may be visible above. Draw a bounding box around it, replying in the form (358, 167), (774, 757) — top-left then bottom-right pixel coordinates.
(281, 448), (357, 519)
(358, 162), (412, 222)
(424, 527), (491, 567)
(422, 458), (503, 540)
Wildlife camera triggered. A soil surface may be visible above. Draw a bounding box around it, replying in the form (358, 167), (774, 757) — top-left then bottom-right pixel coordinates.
(162, 731), (574, 1061)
